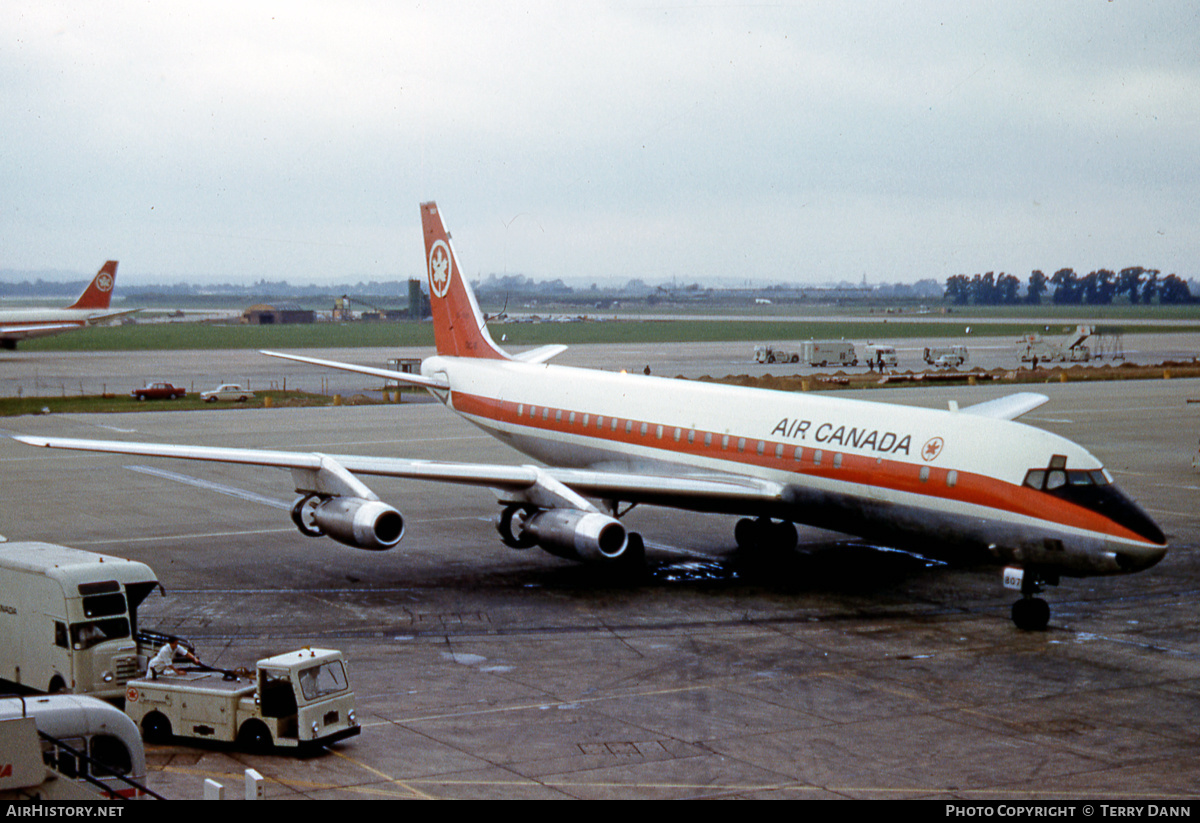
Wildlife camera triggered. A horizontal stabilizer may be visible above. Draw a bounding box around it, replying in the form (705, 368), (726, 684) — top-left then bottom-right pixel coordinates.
(512, 345), (568, 364)
(259, 350), (449, 389)
(960, 392), (1049, 420)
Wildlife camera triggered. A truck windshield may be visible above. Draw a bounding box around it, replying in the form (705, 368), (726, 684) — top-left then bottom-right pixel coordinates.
(71, 618), (130, 650)
(82, 593), (127, 618)
(297, 661), (348, 701)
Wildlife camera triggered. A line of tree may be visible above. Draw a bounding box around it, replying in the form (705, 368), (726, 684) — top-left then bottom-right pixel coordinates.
(944, 267), (1195, 306)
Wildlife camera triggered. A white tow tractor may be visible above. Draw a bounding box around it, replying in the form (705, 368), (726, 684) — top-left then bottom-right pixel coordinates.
(123, 647), (359, 751)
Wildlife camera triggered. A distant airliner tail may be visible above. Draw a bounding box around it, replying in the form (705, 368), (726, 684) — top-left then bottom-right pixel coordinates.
(67, 261), (118, 311)
(420, 203), (509, 360)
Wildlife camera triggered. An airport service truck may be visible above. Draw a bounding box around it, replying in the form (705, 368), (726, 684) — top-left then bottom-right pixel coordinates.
(923, 345), (969, 368)
(753, 345), (799, 364)
(1019, 325), (1093, 363)
(0, 543), (162, 700)
(799, 340), (857, 367)
(863, 343), (899, 371)
(755, 341), (858, 367)
(123, 648), (360, 751)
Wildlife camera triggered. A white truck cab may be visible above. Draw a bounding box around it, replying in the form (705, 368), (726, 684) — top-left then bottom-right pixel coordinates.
(124, 647), (359, 751)
(864, 343), (899, 370)
(0, 543), (160, 699)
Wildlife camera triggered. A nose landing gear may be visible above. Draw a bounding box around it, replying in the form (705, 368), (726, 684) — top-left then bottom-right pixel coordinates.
(1004, 566), (1054, 631)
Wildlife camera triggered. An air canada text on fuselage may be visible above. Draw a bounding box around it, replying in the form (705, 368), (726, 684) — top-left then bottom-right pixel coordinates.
(771, 418), (913, 456)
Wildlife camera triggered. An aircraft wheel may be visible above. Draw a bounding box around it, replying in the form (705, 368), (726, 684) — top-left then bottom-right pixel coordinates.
(734, 517), (759, 551)
(771, 520), (797, 552)
(1012, 597), (1050, 631)
(735, 518), (795, 554)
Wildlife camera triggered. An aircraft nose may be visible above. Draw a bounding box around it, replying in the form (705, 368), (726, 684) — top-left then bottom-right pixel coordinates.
(1115, 540), (1168, 573)
(1102, 485), (1166, 547)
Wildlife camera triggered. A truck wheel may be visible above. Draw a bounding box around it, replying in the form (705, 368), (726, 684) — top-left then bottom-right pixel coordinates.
(48, 676), (67, 694)
(143, 712), (172, 743)
(238, 721), (273, 752)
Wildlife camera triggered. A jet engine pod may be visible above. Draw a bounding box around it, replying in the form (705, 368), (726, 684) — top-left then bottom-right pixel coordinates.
(309, 496), (405, 551)
(522, 508), (627, 563)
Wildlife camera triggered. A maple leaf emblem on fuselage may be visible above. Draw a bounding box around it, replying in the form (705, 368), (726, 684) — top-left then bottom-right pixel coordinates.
(428, 240), (452, 298)
(921, 437), (944, 461)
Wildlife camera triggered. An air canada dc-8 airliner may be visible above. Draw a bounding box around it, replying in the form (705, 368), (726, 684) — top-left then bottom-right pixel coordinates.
(17, 203), (1167, 630)
(0, 261), (135, 349)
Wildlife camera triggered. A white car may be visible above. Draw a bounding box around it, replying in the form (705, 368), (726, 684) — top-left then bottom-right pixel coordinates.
(200, 384), (255, 403)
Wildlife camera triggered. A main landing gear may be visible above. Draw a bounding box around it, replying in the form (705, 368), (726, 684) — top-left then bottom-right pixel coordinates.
(1004, 566), (1054, 631)
(734, 517), (798, 556)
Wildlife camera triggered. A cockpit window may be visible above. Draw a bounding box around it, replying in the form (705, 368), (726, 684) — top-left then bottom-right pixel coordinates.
(1024, 467), (1111, 491)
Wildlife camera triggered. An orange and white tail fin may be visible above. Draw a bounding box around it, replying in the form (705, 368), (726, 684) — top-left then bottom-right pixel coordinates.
(420, 202), (509, 360)
(67, 261), (118, 311)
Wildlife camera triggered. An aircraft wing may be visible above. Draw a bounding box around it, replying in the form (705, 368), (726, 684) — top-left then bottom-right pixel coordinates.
(259, 350), (450, 390)
(13, 435), (784, 510)
(0, 323), (83, 341)
(960, 392), (1049, 420)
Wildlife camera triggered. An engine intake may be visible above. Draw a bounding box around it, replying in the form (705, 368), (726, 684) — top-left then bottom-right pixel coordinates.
(522, 509), (628, 563)
(293, 495), (405, 551)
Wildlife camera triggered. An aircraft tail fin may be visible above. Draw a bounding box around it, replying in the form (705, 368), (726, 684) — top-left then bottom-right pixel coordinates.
(67, 261), (118, 310)
(420, 203), (509, 360)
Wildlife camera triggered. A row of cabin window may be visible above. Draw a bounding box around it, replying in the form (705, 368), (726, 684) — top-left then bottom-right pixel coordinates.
(515, 403), (959, 486)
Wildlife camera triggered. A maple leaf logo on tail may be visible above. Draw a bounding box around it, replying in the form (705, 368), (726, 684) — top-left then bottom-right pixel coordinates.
(429, 240), (452, 298)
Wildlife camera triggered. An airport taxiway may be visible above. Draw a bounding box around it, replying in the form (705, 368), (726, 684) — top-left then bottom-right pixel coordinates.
(1, 346), (1199, 799)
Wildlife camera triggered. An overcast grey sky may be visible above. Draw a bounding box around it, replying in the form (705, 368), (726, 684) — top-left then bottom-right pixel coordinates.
(3, 1), (1198, 286)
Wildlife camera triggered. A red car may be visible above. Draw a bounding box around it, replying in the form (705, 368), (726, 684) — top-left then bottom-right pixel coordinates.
(131, 382), (186, 401)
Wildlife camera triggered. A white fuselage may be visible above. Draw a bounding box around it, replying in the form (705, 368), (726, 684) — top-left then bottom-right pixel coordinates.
(0, 307), (97, 327)
(423, 354), (1166, 577)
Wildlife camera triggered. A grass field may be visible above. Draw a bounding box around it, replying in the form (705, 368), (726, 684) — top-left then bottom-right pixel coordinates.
(0, 389), (396, 417)
(17, 314), (1200, 353)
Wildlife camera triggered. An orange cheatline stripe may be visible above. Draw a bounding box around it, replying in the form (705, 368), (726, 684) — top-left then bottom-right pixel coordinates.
(448, 389), (1154, 545)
